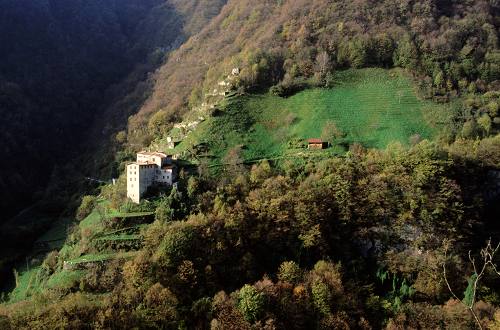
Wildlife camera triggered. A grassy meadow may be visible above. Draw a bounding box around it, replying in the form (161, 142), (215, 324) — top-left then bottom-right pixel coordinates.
(169, 68), (453, 165)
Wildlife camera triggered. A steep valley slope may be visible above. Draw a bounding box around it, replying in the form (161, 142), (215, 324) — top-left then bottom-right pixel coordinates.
(0, 0), (227, 282)
(0, 0), (227, 221)
(1, 0), (500, 328)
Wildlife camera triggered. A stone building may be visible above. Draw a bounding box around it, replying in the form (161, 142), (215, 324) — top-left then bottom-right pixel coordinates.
(127, 152), (176, 203)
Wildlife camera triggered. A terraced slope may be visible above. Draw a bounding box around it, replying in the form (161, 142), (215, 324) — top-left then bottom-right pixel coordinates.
(5, 199), (152, 303)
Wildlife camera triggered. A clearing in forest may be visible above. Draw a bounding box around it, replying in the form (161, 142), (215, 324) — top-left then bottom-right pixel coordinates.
(170, 68), (453, 164)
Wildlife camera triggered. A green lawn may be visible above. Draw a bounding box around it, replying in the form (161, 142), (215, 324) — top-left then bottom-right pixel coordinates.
(168, 68), (453, 165)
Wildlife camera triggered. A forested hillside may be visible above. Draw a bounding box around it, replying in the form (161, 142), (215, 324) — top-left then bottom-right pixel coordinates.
(0, 0), (160, 219)
(123, 0), (500, 147)
(1, 0), (500, 329)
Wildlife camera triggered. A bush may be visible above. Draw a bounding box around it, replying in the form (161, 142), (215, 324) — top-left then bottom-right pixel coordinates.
(461, 120), (479, 139)
(154, 222), (196, 267)
(154, 188), (187, 223)
(0, 315), (11, 330)
(278, 261), (302, 284)
(43, 251), (59, 274)
(143, 283), (179, 325)
(287, 138), (307, 149)
(76, 195), (97, 221)
(269, 78), (307, 97)
(477, 114), (492, 135)
(250, 161), (272, 185)
(237, 284), (265, 323)
(311, 279), (332, 315)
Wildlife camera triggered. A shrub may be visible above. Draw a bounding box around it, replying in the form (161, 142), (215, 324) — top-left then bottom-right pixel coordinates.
(307, 261), (344, 315)
(461, 120), (479, 138)
(154, 222), (196, 267)
(477, 114), (492, 135)
(76, 195), (97, 221)
(250, 161), (272, 185)
(321, 120), (345, 144)
(311, 279), (332, 315)
(43, 251), (59, 274)
(287, 138), (307, 149)
(0, 315), (10, 330)
(148, 110), (173, 137)
(237, 284), (265, 323)
(278, 261), (302, 284)
(154, 188), (187, 223)
(123, 251), (154, 288)
(409, 134), (422, 146)
(269, 78), (307, 97)
(144, 283), (178, 316)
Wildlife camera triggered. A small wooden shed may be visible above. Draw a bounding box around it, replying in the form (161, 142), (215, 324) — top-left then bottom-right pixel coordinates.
(307, 138), (326, 149)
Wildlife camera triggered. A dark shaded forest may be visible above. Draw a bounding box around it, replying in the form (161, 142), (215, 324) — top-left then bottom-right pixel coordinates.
(0, 0), (162, 219)
(0, 0), (228, 221)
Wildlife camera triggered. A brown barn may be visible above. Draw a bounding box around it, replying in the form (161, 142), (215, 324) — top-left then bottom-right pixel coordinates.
(307, 138), (326, 149)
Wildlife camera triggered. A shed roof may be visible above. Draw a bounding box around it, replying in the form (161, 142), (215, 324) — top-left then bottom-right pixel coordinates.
(307, 138), (323, 144)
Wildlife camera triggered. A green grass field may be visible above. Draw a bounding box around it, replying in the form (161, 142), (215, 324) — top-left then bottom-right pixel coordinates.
(168, 68), (453, 165)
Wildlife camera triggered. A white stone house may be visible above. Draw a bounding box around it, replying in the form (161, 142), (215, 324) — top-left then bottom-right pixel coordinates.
(127, 152), (176, 203)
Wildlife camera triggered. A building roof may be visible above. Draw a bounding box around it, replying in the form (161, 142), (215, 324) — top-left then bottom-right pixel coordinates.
(307, 138), (323, 144)
(161, 165), (175, 170)
(127, 162), (157, 167)
(137, 161), (159, 166)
